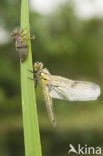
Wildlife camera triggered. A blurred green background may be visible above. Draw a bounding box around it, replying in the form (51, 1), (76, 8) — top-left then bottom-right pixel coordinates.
(0, 0), (103, 156)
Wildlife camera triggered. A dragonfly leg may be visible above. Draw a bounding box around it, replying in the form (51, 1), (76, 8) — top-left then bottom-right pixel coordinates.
(27, 77), (34, 81)
(28, 69), (33, 73)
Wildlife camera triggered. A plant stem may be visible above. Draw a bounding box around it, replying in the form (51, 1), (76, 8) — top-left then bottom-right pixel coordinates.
(20, 0), (42, 156)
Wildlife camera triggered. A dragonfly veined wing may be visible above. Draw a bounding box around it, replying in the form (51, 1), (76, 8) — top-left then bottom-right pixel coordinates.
(49, 76), (100, 101)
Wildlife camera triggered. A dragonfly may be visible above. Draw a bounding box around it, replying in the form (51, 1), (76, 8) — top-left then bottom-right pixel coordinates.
(30, 62), (101, 127)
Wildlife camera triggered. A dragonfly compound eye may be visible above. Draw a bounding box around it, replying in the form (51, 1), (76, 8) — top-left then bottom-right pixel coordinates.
(34, 62), (43, 71)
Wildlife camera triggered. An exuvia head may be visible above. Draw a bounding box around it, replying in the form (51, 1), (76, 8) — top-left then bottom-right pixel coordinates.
(11, 29), (19, 38)
(33, 62), (43, 72)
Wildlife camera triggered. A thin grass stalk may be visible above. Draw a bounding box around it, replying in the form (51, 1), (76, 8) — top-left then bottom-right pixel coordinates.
(20, 0), (42, 155)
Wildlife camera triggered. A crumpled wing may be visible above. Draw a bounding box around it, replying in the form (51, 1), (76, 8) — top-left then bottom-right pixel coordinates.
(41, 82), (56, 127)
(49, 76), (100, 101)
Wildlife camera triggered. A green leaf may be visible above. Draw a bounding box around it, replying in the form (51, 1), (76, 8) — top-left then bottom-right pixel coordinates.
(20, 0), (42, 156)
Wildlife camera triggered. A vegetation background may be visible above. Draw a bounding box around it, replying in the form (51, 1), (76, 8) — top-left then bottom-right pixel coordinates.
(0, 0), (103, 156)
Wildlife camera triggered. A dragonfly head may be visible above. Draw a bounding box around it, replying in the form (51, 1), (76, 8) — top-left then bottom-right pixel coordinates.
(34, 62), (43, 72)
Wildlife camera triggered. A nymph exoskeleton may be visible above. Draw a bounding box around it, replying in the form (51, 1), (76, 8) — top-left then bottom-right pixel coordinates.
(11, 28), (35, 62)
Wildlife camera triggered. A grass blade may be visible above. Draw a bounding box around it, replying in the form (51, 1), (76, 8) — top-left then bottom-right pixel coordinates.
(20, 0), (42, 156)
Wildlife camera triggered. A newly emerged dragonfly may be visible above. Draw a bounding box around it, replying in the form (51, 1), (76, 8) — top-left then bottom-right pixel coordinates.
(30, 62), (100, 127)
(11, 28), (35, 62)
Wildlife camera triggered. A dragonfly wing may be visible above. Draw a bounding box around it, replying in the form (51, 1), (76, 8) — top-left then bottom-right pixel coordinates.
(50, 78), (100, 101)
(49, 86), (64, 100)
(41, 82), (56, 127)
